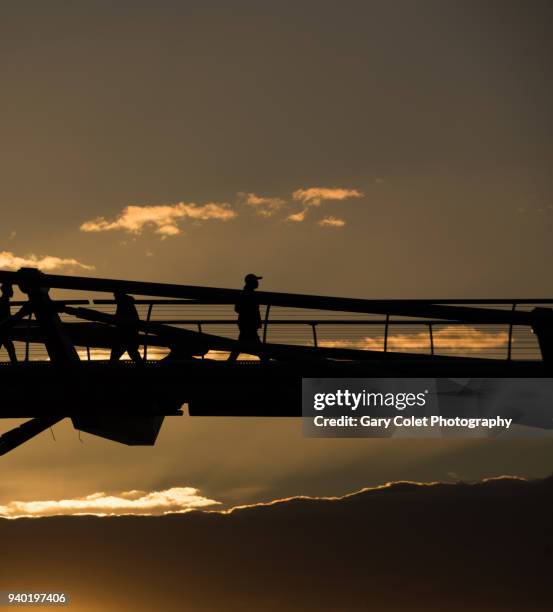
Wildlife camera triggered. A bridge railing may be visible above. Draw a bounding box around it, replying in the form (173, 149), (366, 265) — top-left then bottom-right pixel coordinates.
(87, 299), (550, 362)
(2, 298), (551, 362)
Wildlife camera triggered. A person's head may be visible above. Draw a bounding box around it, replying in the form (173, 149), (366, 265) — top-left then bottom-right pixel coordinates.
(114, 291), (129, 304)
(1, 283), (13, 298)
(244, 273), (262, 290)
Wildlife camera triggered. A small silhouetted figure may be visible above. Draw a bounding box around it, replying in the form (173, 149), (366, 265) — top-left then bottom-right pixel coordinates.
(0, 283), (18, 364)
(110, 292), (143, 363)
(228, 273), (264, 361)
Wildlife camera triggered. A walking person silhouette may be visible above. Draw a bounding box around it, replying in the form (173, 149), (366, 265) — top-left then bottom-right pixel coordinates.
(0, 283), (18, 364)
(228, 274), (264, 362)
(110, 291), (143, 363)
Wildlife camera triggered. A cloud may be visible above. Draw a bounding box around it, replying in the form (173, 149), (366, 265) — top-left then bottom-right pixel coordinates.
(80, 202), (236, 237)
(318, 215), (346, 228)
(292, 187), (363, 207)
(0, 251), (94, 272)
(286, 208), (308, 222)
(0, 487), (221, 518)
(321, 326), (508, 353)
(238, 192), (286, 217)
(0, 477), (528, 519)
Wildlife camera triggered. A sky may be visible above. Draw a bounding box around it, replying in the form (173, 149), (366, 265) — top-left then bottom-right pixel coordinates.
(1, 0), (553, 515)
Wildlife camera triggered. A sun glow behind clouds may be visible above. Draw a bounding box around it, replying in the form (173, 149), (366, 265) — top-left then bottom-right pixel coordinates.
(0, 477), (529, 520)
(0, 488), (221, 519)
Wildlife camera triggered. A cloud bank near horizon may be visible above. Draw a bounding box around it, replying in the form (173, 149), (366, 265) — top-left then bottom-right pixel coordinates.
(0, 476), (530, 519)
(0, 487), (220, 519)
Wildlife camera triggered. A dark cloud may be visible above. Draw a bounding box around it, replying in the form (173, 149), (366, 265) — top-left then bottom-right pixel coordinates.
(1, 475), (551, 611)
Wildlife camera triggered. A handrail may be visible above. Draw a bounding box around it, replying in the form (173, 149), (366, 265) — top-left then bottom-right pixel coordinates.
(311, 323), (318, 348)
(88, 298), (553, 306)
(262, 305), (271, 344)
(143, 303), (154, 360)
(54, 318), (525, 326)
(93, 299), (202, 305)
(11, 299), (89, 306)
(384, 314), (390, 352)
(90, 298), (553, 306)
(25, 313), (32, 362)
(507, 303), (516, 361)
(2, 269), (552, 322)
(197, 322), (204, 359)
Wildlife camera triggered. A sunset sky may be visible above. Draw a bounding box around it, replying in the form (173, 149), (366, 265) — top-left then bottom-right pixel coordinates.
(1, 1), (553, 516)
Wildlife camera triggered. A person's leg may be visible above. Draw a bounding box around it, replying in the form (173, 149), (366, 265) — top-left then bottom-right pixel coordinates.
(257, 341), (269, 362)
(5, 339), (17, 364)
(238, 330), (267, 361)
(123, 335), (143, 363)
(127, 344), (143, 363)
(227, 328), (244, 361)
(252, 334), (269, 362)
(110, 344), (125, 362)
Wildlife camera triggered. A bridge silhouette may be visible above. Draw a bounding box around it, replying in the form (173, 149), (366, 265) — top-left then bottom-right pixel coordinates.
(0, 267), (552, 455)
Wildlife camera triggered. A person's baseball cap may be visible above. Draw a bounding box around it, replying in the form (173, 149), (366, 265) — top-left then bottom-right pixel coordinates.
(244, 273), (262, 283)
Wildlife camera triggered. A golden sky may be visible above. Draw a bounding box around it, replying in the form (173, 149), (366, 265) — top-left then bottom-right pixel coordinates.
(1, 1), (553, 511)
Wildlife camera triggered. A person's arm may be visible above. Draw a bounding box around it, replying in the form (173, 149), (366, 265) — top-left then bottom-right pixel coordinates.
(234, 293), (243, 314)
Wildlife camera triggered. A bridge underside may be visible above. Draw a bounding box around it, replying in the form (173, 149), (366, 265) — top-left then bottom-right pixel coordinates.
(0, 358), (549, 419)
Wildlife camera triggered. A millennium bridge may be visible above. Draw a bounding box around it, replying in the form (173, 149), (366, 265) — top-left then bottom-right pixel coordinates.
(0, 268), (551, 454)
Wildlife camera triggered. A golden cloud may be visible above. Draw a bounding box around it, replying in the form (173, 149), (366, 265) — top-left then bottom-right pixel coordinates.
(292, 187), (363, 207)
(321, 326), (508, 352)
(0, 487), (221, 519)
(318, 215), (346, 228)
(80, 202), (237, 237)
(286, 208), (308, 222)
(0, 477), (528, 519)
(238, 192), (286, 217)
(0, 251), (94, 272)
